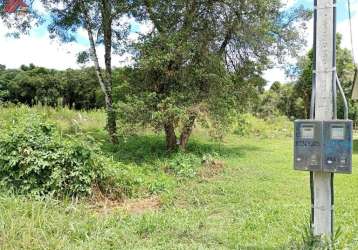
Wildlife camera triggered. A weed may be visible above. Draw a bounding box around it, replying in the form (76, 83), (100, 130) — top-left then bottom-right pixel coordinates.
(0, 111), (97, 197)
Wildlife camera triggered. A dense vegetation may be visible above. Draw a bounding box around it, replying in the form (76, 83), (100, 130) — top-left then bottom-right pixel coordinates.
(0, 105), (292, 196)
(0, 0), (357, 248)
(0, 64), (129, 110)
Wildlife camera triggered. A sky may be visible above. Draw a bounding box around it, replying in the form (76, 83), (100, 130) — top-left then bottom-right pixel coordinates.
(0, 0), (357, 86)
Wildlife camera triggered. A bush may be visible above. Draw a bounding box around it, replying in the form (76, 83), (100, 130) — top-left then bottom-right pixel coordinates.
(94, 155), (148, 199)
(0, 112), (97, 197)
(165, 153), (201, 178)
(233, 114), (293, 138)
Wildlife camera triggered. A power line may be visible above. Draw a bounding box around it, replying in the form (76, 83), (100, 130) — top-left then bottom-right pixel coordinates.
(348, 0), (356, 65)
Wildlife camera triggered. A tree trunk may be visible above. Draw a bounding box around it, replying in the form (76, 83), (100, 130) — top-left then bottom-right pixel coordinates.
(104, 91), (117, 144)
(101, 0), (112, 78)
(81, 0), (118, 144)
(101, 0), (118, 144)
(179, 113), (196, 151)
(164, 122), (177, 151)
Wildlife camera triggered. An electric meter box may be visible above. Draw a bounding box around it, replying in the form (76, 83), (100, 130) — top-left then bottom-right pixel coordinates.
(322, 121), (353, 174)
(294, 120), (353, 174)
(294, 120), (323, 172)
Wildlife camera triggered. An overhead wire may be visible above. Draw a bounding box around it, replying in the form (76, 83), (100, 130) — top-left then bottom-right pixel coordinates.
(348, 0), (356, 65)
(348, 0), (358, 90)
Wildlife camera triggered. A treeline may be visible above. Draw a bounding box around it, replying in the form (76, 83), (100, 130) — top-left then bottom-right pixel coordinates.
(0, 64), (130, 110)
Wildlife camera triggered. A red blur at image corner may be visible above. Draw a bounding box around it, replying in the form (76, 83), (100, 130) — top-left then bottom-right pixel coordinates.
(3, 0), (28, 13)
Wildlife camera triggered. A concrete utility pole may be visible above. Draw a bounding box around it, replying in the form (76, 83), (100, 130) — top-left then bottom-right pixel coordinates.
(313, 0), (335, 236)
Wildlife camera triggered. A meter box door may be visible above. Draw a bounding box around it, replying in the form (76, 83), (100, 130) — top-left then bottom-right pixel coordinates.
(323, 121), (353, 174)
(294, 120), (323, 172)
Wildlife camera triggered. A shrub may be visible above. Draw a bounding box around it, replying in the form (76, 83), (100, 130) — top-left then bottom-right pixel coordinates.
(234, 114), (293, 138)
(165, 153), (201, 178)
(0, 112), (97, 197)
(94, 155), (148, 199)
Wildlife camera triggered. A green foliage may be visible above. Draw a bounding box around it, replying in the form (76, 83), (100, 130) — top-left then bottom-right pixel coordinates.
(288, 224), (344, 249)
(0, 106), (221, 199)
(118, 0), (309, 149)
(256, 34), (356, 121)
(254, 82), (305, 120)
(234, 114), (293, 138)
(293, 34), (356, 120)
(0, 65), (128, 110)
(0, 110), (97, 197)
(165, 153), (201, 179)
(94, 156), (148, 198)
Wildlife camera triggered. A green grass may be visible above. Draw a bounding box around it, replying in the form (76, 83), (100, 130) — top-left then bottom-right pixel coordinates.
(1, 106), (358, 249)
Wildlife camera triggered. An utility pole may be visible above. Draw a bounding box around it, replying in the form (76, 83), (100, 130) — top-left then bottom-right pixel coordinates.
(313, 0), (335, 236)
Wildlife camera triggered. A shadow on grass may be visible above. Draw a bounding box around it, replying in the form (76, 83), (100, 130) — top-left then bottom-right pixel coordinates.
(93, 132), (260, 165)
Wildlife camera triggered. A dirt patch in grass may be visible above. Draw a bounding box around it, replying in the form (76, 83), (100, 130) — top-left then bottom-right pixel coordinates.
(122, 197), (161, 215)
(198, 159), (225, 180)
(88, 187), (161, 215)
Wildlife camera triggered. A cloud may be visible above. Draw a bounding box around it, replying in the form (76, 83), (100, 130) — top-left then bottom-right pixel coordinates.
(263, 67), (291, 88)
(30, 1), (46, 15)
(0, 9), (137, 69)
(351, 1), (358, 16)
(0, 24), (134, 69)
(0, 28), (86, 69)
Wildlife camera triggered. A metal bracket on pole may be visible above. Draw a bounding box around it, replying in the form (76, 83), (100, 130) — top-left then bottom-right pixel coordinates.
(313, 67), (336, 74)
(314, 4), (336, 10)
(336, 74), (349, 120)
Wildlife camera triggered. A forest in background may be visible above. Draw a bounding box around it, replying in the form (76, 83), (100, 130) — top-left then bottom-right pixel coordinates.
(0, 32), (356, 130)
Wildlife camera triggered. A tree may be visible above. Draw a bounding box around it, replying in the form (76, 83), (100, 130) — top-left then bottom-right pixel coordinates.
(42, 0), (130, 144)
(60, 68), (101, 109)
(120, 0), (309, 151)
(255, 82), (304, 119)
(293, 50), (313, 118)
(294, 34), (355, 119)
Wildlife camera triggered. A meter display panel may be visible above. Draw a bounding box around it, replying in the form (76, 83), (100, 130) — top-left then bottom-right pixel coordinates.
(330, 124), (345, 140)
(301, 125), (315, 139)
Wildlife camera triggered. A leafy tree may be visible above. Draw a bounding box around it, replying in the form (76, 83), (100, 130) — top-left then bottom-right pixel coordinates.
(60, 68), (101, 109)
(42, 0), (130, 144)
(294, 34), (355, 119)
(119, 0), (309, 151)
(256, 82), (304, 119)
(293, 50), (313, 118)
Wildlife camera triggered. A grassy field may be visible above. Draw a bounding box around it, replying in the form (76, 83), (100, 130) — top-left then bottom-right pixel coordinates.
(1, 107), (358, 249)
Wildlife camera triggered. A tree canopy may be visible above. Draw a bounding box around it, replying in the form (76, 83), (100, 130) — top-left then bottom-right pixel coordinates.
(117, 0), (310, 150)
